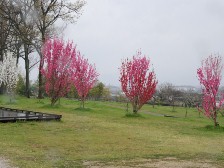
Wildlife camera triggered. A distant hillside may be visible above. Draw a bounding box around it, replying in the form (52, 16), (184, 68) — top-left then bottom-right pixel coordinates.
(174, 85), (201, 92)
(106, 85), (121, 94)
(106, 85), (202, 94)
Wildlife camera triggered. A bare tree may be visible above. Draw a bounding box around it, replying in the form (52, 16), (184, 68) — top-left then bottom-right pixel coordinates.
(157, 83), (175, 105)
(182, 89), (195, 117)
(0, 1), (12, 61)
(0, 1), (16, 94)
(0, 0), (37, 97)
(157, 83), (183, 111)
(32, 0), (86, 98)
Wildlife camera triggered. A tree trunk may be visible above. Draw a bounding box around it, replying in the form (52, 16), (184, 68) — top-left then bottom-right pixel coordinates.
(172, 102), (175, 112)
(0, 20), (4, 62)
(214, 111), (218, 127)
(214, 121), (218, 127)
(0, 46), (4, 94)
(51, 99), (56, 106)
(24, 44), (30, 98)
(82, 100), (84, 108)
(38, 31), (46, 99)
(132, 97), (139, 114)
(126, 102), (129, 113)
(132, 103), (138, 114)
(38, 40), (44, 99)
(82, 96), (85, 108)
(38, 66), (43, 99)
(0, 47), (3, 61)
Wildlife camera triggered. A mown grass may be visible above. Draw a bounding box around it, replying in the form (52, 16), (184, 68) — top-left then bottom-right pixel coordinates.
(0, 96), (224, 167)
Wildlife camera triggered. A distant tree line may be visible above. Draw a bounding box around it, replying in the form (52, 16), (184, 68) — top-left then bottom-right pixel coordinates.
(151, 83), (202, 108)
(15, 77), (112, 102)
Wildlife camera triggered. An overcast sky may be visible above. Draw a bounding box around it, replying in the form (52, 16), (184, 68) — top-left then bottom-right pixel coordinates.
(31, 0), (224, 87)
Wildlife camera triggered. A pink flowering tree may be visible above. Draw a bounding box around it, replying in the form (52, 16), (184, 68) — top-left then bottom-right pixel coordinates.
(73, 53), (99, 108)
(41, 38), (76, 106)
(197, 55), (224, 127)
(119, 50), (158, 113)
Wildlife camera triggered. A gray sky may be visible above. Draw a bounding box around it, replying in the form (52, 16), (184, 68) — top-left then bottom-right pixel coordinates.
(31, 0), (224, 87)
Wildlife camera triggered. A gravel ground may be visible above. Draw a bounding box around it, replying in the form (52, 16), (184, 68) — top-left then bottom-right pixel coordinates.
(0, 158), (14, 168)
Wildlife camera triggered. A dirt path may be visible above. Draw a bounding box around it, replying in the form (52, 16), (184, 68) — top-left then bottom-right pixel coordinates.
(0, 157), (221, 167)
(83, 158), (221, 168)
(142, 111), (179, 118)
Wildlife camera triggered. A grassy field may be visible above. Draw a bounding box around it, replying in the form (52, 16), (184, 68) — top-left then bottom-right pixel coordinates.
(0, 96), (224, 167)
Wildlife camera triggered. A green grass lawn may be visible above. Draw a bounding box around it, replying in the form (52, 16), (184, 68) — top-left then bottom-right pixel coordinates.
(0, 96), (224, 167)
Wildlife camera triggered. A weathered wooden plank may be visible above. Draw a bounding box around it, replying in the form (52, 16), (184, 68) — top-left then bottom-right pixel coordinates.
(0, 106), (62, 122)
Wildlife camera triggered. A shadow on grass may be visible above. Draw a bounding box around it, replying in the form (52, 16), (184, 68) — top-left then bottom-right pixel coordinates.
(41, 104), (63, 109)
(196, 125), (224, 132)
(36, 100), (45, 104)
(124, 113), (144, 118)
(5, 101), (17, 105)
(74, 107), (93, 112)
(169, 109), (178, 113)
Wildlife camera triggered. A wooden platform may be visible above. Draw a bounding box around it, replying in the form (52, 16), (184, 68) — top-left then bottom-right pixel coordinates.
(0, 106), (62, 122)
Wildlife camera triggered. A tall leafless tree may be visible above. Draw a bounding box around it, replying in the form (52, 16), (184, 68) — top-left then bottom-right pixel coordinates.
(0, 0), (37, 97)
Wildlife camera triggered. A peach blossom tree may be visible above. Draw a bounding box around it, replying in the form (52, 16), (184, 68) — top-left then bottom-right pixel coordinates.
(119, 51), (157, 113)
(73, 53), (99, 108)
(197, 55), (224, 127)
(41, 39), (77, 106)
